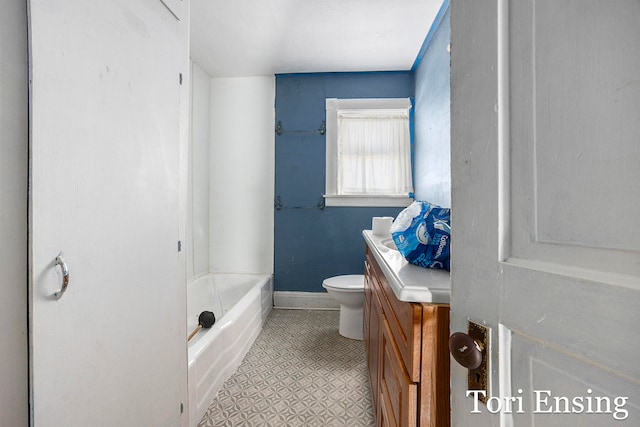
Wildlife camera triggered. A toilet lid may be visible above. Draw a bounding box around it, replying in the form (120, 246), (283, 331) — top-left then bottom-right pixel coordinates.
(322, 274), (364, 290)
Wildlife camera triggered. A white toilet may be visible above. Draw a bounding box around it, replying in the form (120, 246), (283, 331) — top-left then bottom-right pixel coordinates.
(322, 274), (365, 340)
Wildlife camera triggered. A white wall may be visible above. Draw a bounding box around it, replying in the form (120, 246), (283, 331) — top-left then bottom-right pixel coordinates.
(189, 61), (211, 280)
(0, 1), (28, 425)
(209, 77), (275, 274)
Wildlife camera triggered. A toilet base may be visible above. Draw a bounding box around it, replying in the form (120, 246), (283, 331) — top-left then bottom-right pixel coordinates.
(339, 305), (363, 340)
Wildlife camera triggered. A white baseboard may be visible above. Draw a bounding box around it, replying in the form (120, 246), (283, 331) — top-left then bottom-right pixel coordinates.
(273, 291), (339, 310)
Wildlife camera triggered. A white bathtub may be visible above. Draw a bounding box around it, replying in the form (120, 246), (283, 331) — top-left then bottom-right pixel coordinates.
(187, 273), (273, 427)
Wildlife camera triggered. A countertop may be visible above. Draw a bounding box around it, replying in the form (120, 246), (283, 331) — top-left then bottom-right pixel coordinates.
(362, 230), (451, 304)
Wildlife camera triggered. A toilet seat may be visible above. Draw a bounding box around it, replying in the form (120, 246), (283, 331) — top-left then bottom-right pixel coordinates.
(322, 274), (364, 292)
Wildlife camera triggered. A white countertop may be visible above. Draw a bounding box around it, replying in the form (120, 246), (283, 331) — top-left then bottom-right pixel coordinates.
(363, 230), (451, 304)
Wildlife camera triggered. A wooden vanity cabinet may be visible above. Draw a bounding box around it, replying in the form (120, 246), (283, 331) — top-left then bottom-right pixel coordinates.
(364, 246), (450, 427)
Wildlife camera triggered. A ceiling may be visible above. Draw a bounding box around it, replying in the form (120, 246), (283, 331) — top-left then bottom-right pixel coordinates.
(190, 0), (443, 77)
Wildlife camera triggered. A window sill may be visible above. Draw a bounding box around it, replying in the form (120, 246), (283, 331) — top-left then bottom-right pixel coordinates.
(323, 194), (413, 208)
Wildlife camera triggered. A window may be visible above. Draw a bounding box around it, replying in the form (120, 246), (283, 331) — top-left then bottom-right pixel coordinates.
(324, 98), (414, 207)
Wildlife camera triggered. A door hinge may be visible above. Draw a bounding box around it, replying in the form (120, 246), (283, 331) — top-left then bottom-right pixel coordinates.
(178, 240), (182, 252)
(180, 401), (184, 414)
(179, 73), (183, 85)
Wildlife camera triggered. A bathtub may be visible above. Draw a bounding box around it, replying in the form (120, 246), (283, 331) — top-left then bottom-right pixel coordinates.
(187, 273), (273, 427)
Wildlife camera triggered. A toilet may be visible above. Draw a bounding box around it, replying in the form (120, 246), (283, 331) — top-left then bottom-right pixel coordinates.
(322, 274), (365, 340)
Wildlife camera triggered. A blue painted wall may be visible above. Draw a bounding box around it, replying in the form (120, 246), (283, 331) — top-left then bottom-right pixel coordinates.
(274, 72), (414, 292)
(413, 1), (451, 207)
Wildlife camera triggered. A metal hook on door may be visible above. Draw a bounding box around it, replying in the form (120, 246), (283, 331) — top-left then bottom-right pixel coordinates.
(54, 252), (70, 300)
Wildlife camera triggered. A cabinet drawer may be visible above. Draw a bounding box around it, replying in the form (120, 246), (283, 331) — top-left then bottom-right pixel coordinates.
(364, 259), (373, 306)
(366, 250), (382, 289)
(379, 316), (417, 427)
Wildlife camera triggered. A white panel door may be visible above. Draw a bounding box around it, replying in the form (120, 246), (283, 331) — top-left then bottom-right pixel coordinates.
(28, 1), (188, 425)
(450, 1), (640, 425)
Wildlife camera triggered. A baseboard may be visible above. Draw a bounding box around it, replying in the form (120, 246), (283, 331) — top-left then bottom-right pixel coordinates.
(273, 291), (339, 310)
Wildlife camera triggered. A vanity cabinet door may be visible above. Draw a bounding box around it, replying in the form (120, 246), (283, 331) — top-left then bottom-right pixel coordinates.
(364, 260), (372, 355)
(379, 315), (418, 427)
(419, 304), (451, 427)
(367, 276), (383, 415)
(378, 392), (395, 427)
(376, 272), (423, 382)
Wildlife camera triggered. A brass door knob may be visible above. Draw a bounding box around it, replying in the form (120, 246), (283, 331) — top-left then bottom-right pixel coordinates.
(449, 332), (483, 369)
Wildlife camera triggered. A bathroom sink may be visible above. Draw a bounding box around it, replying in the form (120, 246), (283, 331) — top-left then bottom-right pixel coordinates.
(363, 230), (451, 303)
(380, 238), (398, 251)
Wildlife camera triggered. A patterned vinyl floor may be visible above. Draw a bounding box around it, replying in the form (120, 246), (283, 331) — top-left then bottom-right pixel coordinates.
(197, 309), (375, 427)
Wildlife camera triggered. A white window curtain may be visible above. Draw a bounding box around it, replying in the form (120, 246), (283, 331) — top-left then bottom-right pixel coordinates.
(337, 111), (413, 195)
